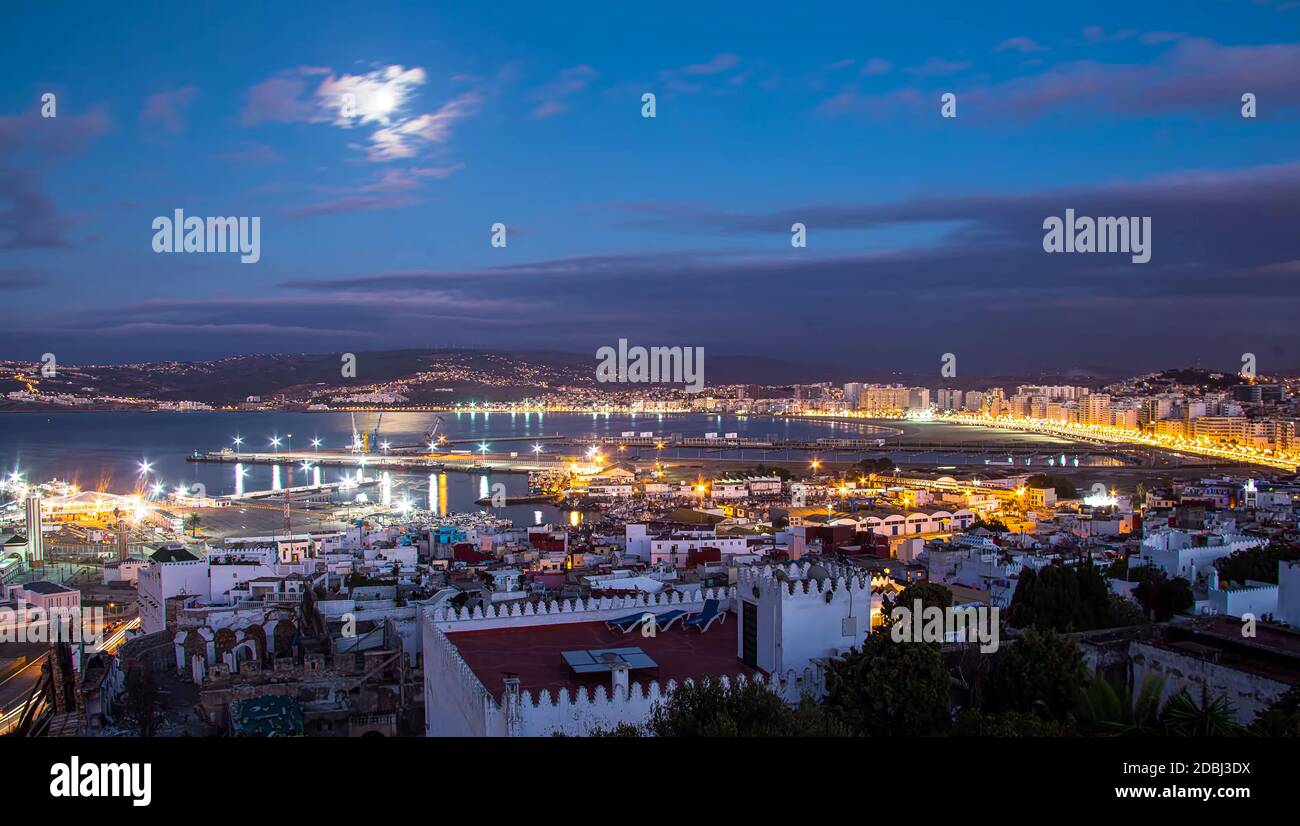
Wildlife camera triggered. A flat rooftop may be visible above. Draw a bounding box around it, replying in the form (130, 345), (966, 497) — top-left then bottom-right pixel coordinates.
(446, 616), (755, 700)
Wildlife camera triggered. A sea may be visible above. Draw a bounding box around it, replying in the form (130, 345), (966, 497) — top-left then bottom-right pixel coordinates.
(0, 410), (1083, 524)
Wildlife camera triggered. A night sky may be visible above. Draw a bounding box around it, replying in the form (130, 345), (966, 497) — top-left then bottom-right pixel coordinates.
(2, 1), (1298, 376)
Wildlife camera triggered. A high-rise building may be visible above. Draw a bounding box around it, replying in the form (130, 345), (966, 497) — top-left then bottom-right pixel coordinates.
(25, 490), (43, 567)
(1192, 416), (1252, 444)
(117, 516), (131, 562)
(1080, 394), (1112, 426)
(843, 382), (863, 409)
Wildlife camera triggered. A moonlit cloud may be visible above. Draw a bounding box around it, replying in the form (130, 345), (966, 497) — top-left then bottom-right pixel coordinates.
(366, 91), (483, 161)
(320, 65), (427, 127)
(241, 65), (482, 162)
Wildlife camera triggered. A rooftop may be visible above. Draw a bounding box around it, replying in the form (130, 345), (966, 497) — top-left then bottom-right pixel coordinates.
(20, 580), (77, 595)
(446, 616), (755, 701)
(150, 544), (200, 563)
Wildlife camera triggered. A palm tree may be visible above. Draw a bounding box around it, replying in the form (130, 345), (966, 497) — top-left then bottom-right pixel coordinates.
(185, 513), (202, 537)
(1078, 673), (1164, 736)
(1078, 675), (1243, 736)
(1159, 687), (1244, 737)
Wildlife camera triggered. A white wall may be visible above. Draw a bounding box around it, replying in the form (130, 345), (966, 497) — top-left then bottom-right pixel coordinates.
(1278, 561), (1300, 628)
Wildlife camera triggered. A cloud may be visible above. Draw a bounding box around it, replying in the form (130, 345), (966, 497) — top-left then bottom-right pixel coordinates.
(140, 85), (197, 135)
(0, 109), (109, 158)
(996, 37), (1047, 53)
(366, 91), (483, 161)
(319, 65), (427, 126)
(13, 160), (1300, 370)
(0, 109), (109, 249)
(531, 65), (598, 119)
(0, 171), (76, 249)
(241, 65), (482, 162)
(262, 155), (1300, 368)
(1081, 26), (1137, 44)
(657, 53), (745, 93)
(285, 193), (421, 219)
(1139, 31), (1185, 45)
(821, 37), (1300, 120)
(217, 142), (281, 164)
(284, 163), (463, 218)
(0, 269), (45, 290)
(677, 53), (741, 76)
(240, 66), (331, 125)
(904, 57), (972, 76)
(356, 165), (462, 192)
(860, 58), (893, 76)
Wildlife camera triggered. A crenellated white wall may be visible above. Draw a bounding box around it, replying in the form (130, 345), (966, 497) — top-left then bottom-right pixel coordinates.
(1206, 583), (1278, 619)
(1280, 561), (1300, 629)
(734, 563), (885, 675)
(424, 625), (500, 737)
(421, 585), (834, 737)
(505, 669), (824, 737)
(428, 587), (733, 632)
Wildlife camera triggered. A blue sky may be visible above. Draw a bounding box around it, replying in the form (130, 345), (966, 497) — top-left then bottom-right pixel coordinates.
(2, 0), (1299, 376)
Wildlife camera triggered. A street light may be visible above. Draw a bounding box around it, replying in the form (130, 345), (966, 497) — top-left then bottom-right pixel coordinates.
(532, 444), (543, 455)
(138, 460), (153, 475)
(233, 435), (243, 448)
(270, 436), (282, 451)
(311, 438), (321, 450)
(478, 443), (490, 454)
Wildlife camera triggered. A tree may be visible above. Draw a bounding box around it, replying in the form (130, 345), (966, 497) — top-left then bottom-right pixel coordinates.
(1077, 673), (1165, 736)
(122, 666), (162, 737)
(1158, 687), (1243, 737)
(1251, 686), (1300, 737)
(585, 722), (646, 737)
(184, 513), (202, 537)
(1077, 674), (1243, 737)
(1214, 540), (1300, 585)
(881, 582), (953, 629)
(855, 457), (896, 475)
(1007, 563), (1120, 633)
(822, 632), (951, 736)
(1025, 474), (1077, 500)
(646, 677), (846, 737)
(1106, 592), (1148, 628)
(1131, 568), (1194, 621)
(952, 709), (1074, 736)
(985, 627), (1087, 722)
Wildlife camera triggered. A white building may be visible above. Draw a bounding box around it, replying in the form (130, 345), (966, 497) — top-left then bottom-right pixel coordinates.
(421, 562), (891, 737)
(1136, 529), (1266, 582)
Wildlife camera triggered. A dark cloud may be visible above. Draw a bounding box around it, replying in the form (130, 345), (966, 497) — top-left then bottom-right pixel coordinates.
(821, 37), (1300, 119)
(0, 109), (109, 249)
(0, 269), (45, 290)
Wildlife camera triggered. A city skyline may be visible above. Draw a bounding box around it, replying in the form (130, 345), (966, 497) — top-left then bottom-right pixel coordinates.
(2, 1), (1299, 373)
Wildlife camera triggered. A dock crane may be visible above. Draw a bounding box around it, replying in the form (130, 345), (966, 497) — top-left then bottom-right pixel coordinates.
(348, 412), (386, 454)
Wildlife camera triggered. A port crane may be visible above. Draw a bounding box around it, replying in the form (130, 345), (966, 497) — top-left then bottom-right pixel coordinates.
(349, 412), (385, 454)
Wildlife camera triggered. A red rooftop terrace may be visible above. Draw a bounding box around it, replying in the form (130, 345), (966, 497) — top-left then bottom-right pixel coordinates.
(446, 615), (756, 701)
